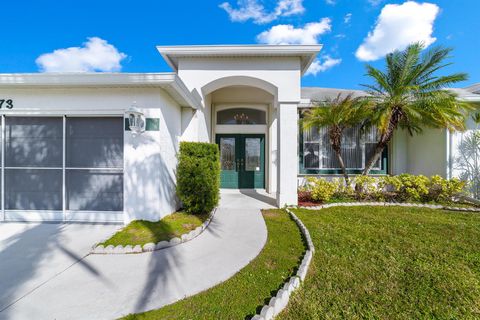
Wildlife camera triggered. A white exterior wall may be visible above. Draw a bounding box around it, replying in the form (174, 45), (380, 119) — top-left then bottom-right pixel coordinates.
(0, 87), (182, 223)
(177, 57), (301, 141)
(277, 103), (298, 205)
(406, 129), (447, 177)
(390, 129), (408, 175)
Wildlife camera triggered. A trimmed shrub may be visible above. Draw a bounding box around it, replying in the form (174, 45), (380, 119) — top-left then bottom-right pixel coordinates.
(397, 174), (430, 202)
(310, 177), (336, 203)
(428, 175), (466, 203)
(176, 142), (220, 214)
(298, 174), (467, 205)
(354, 175), (378, 200)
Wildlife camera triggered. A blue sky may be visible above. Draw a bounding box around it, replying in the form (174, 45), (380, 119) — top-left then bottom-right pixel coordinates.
(1, 0), (478, 89)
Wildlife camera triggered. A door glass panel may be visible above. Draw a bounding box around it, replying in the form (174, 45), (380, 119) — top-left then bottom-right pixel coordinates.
(245, 138), (261, 171)
(220, 138), (235, 171)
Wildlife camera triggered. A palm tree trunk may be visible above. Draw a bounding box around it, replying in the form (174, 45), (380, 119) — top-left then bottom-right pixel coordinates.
(334, 148), (350, 186)
(363, 142), (387, 175)
(363, 107), (402, 175)
(329, 126), (350, 186)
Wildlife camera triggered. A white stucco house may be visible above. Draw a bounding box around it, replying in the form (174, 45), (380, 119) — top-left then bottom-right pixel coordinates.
(0, 44), (478, 224)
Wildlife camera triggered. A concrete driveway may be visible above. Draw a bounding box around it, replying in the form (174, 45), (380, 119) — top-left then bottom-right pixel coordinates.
(0, 190), (272, 320)
(0, 222), (121, 317)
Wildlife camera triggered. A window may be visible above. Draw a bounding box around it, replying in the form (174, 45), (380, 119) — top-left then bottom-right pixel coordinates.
(302, 123), (383, 172)
(2, 116), (124, 215)
(217, 108), (266, 125)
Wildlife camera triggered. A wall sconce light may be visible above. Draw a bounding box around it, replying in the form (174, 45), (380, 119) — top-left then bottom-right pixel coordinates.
(125, 102), (145, 135)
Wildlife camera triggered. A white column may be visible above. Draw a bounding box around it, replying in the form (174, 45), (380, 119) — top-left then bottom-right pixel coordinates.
(268, 103), (277, 194)
(276, 102), (298, 207)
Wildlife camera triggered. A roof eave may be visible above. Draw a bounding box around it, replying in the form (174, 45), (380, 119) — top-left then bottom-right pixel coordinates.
(156, 44), (323, 74)
(0, 73), (200, 109)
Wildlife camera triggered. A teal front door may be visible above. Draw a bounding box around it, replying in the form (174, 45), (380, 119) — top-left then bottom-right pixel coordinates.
(216, 134), (265, 189)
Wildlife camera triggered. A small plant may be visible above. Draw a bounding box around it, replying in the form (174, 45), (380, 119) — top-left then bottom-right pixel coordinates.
(428, 175), (466, 203)
(310, 178), (337, 203)
(354, 175), (378, 200)
(397, 174), (429, 202)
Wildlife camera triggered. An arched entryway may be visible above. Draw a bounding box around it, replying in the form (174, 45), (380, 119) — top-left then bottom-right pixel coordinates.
(204, 80), (277, 192)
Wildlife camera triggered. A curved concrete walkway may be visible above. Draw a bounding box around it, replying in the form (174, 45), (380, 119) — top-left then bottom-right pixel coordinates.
(0, 190), (272, 320)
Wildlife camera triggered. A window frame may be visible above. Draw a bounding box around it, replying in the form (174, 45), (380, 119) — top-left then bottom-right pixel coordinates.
(299, 109), (388, 175)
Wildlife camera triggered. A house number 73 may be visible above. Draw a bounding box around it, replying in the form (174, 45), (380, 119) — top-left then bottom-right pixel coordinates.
(0, 99), (13, 109)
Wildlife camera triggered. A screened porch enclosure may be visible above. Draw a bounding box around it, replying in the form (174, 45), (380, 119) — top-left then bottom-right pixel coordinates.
(1, 116), (124, 222)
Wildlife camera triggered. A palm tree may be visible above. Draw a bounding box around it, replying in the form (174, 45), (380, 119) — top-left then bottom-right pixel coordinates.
(302, 93), (367, 186)
(361, 42), (473, 175)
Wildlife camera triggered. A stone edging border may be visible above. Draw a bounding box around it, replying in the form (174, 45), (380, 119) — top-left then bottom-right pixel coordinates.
(251, 208), (315, 320)
(91, 208), (217, 255)
(297, 202), (480, 212)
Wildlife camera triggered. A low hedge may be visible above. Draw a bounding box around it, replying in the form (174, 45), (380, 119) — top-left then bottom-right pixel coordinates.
(300, 174), (466, 204)
(176, 142), (220, 214)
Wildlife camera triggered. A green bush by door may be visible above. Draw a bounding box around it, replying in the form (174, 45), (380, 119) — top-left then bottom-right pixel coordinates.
(176, 142), (220, 214)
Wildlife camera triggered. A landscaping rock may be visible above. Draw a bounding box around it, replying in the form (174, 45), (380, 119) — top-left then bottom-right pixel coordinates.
(251, 316), (264, 320)
(260, 305), (274, 320)
(113, 245), (125, 254)
(155, 241), (170, 250)
(194, 226), (202, 236)
(124, 245), (134, 254)
(276, 289), (289, 309)
(291, 276), (301, 289)
(297, 266), (307, 281)
(132, 245), (142, 253)
(143, 243), (156, 252)
(181, 233), (191, 242)
(93, 245), (105, 254)
(170, 237), (181, 245)
(105, 245), (115, 254)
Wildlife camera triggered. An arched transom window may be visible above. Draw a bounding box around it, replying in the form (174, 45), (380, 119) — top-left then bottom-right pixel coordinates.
(217, 108), (266, 125)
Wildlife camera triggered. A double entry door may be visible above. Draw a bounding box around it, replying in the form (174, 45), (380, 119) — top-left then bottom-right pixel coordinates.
(216, 134), (265, 189)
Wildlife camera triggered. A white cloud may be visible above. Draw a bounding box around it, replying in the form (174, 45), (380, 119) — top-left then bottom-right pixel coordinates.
(306, 55), (342, 76)
(368, 0), (383, 5)
(355, 1), (439, 61)
(344, 13), (352, 23)
(36, 37), (127, 72)
(256, 18), (331, 44)
(325, 0), (336, 5)
(219, 0), (304, 24)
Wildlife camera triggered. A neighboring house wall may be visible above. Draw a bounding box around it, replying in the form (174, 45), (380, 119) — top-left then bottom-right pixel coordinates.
(0, 87), (182, 223)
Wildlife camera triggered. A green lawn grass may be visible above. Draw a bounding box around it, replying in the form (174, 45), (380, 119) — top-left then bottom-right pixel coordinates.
(281, 206), (480, 319)
(101, 212), (209, 247)
(123, 209), (305, 320)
